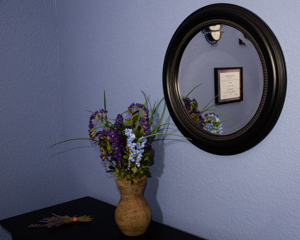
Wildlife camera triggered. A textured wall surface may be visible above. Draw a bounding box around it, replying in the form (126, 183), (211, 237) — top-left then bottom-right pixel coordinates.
(0, 1), (67, 239)
(1, 1), (300, 240)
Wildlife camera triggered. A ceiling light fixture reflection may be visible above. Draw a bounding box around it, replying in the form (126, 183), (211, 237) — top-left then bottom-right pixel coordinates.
(202, 24), (223, 46)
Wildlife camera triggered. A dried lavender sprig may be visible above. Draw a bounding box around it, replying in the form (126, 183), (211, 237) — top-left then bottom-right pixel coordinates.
(28, 213), (93, 228)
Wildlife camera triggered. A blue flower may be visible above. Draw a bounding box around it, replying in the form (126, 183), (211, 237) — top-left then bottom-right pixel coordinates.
(125, 128), (133, 136)
(125, 130), (147, 169)
(205, 123), (213, 130)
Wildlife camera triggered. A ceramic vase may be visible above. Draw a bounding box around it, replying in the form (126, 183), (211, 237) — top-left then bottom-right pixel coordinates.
(115, 175), (151, 236)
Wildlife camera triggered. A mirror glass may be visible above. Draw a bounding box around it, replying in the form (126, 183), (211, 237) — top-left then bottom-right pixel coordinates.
(178, 25), (264, 135)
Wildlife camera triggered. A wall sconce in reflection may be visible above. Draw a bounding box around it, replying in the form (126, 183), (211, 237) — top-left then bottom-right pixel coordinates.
(202, 25), (223, 46)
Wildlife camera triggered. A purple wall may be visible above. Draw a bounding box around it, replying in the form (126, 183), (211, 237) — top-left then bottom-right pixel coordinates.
(1, 1), (299, 240)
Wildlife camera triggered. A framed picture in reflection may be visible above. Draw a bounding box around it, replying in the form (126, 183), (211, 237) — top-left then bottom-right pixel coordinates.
(215, 67), (243, 104)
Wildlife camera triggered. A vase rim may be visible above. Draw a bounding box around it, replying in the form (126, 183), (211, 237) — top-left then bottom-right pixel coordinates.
(116, 175), (147, 187)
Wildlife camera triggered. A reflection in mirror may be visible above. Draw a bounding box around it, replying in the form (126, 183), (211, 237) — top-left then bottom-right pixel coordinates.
(178, 24), (264, 135)
(202, 24), (223, 46)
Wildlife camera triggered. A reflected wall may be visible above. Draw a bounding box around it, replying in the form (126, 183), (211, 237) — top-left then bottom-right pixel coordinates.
(179, 25), (264, 134)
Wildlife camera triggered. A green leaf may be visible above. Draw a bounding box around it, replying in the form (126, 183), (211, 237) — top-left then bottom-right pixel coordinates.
(102, 118), (123, 132)
(132, 178), (137, 183)
(48, 138), (95, 149)
(133, 96), (149, 135)
(201, 95), (218, 114)
(140, 90), (149, 110)
(138, 133), (191, 143)
(107, 142), (111, 151)
(219, 120), (238, 129)
(185, 83), (203, 98)
(148, 100), (156, 128)
(150, 101), (166, 138)
(85, 109), (95, 113)
(139, 127), (143, 138)
(150, 97), (165, 128)
(149, 152), (154, 159)
(150, 122), (176, 136)
(109, 118), (125, 128)
(104, 90), (106, 110)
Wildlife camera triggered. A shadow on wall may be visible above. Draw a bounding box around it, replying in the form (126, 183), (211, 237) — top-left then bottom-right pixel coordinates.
(145, 138), (164, 223)
(144, 114), (180, 223)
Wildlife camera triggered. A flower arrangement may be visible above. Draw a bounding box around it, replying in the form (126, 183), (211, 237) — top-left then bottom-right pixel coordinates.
(50, 91), (187, 184)
(50, 86), (234, 184)
(182, 96), (223, 134)
(181, 83), (235, 134)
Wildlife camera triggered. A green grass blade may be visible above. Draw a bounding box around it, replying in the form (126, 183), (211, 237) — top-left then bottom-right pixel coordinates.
(201, 95), (218, 114)
(108, 119), (126, 128)
(189, 100), (198, 110)
(152, 101), (166, 135)
(137, 132), (191, 142)
(219, 120), (238, 129)
(148, 101), (167, 142)
(148, 100), (156, 128)
(201, 106), (216, 114)
(150, 122), (176, 135)
(120, 109), (130, 116)
(186, 83), (203, 98)
(104, 119), (124, 132)
(133, 96), (149, 134)
(214, 114), (230, 116)
(104, 90), (106, 110)
(141, 90), (149, 110)
(148, 97), (164, 129)
(86, 109), (95, 113)
(155, 97), (165, 110)
(48, 138), (95, 149)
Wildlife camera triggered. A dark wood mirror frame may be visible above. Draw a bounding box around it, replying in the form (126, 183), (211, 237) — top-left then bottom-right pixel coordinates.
(163, 3), (286, 155)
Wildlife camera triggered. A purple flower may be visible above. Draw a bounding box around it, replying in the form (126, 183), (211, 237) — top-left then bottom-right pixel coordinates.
(182, 97), (204, 128)
(114, 114), (123, 128)
(99, 109), (107, 114)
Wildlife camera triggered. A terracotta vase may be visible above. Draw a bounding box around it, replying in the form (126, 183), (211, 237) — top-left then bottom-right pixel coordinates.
(115, 175), (151, 236)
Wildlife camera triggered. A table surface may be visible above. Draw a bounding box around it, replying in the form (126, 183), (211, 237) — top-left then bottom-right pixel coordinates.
(0, 196), (206, 240)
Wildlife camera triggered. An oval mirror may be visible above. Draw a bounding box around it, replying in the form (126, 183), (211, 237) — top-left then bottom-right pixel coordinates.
(163, 4), (286, 155)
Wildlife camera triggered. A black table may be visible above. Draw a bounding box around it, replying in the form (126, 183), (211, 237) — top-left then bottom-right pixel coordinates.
(0, 196), (206, 240)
